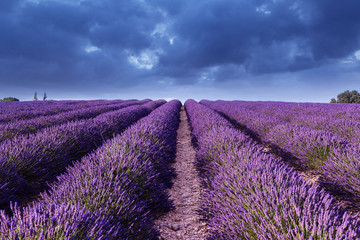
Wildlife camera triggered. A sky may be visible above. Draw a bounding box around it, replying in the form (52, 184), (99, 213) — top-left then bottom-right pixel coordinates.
(0, 0), (360, 103)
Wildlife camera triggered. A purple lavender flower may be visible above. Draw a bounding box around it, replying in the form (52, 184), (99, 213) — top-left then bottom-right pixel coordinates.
(0, 99), (150, 142)
(0, 100), (165, 210)
(186, 99), (360, 239)
(0, 100), (181, 239)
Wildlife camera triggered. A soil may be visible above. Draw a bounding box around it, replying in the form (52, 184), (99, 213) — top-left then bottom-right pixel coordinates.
(155, 106), (208, 240)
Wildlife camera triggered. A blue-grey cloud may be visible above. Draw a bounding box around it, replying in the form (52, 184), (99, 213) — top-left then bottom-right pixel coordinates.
(0, 0), (360, 98)
(156, 0), (360, 76)
(0, 0), (21, 12)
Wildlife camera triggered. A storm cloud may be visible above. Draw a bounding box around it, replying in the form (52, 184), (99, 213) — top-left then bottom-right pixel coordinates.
(0, 0), (360, 100)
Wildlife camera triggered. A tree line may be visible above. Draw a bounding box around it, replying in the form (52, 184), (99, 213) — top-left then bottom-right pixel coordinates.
(331, 90), (360, 103)
(0, 97), (19, 102)
(1, 92), (47, 102)
(33, 92), (47, 101)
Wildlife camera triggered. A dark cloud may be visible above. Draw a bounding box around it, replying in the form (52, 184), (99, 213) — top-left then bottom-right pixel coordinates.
(0, 0), (360, 98)
(0, 0), (164, 91)
(307, 0), (360, 60)
(156, 0), (360, 77)
(0, 0), (22, 13)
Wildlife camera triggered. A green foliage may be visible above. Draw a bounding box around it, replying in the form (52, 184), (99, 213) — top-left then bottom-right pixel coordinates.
(330, 90), (360, 103)
(0, 97), (19, 102)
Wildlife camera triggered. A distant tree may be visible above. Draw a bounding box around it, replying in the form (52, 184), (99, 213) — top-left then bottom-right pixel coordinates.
(43, 92), (47, 101)
(330, 98), (337, 103)
(331, 90), (360, 103)
(33, 92), (38, 101)
(0, 97), (19, 102)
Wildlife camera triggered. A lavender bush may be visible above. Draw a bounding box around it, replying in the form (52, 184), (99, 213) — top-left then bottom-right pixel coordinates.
(201, 100), (360, 195)
(0, 202), (115, 239)
(0, 100), (165, 209)
(210, 100), (360, 143)
(0, 100), (181, 239)
(0, 99), (150, 142)
(0, 100), (122, 124)
(323, 145), (360, 196)
(185, 99), (360, 239)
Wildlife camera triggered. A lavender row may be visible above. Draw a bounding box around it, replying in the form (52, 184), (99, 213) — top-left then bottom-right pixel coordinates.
(271, 114), (360, 145)
(0, 99), (126, 114)
(0, 100), (165, 210)
(185, 100), (359, 239)
(228, 100), (360, 122)
(0, 99), (150, 142)
(200, 101), (337, 168)
(0, 100), (181, 239)
(230, 101), (360, 144)
(0, 100), (80, 114)
(201, 100), (360, 196)
(0, 99), (124, 124)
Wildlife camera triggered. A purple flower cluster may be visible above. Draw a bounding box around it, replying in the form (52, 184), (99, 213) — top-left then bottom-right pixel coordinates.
(0, 99), (150, 142)
(185, 99), (360, 239)
(227, 100), (360, 123)
(227, 101), (360, 144)
(201, 100), (360, 196)
(0, 100), (165, 210)
(0, 202), (114, 239)
(0, 100), (79, 114)
(0, 100), (123, 124)
(0, 100), (180, 239)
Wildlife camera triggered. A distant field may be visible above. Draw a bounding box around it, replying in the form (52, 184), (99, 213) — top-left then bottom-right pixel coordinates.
(0, 99), (359, 239)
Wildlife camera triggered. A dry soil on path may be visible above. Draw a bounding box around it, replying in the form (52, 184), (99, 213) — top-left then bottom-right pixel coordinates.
(155, 106), (208, 240)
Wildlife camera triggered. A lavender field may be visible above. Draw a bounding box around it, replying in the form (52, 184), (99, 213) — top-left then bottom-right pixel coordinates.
(0, 99), (360, 239)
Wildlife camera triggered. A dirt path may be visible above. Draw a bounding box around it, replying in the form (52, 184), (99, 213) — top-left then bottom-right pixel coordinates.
(155, 106), (208, 240)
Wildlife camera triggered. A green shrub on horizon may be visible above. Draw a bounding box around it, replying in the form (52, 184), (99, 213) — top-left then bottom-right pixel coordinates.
(0, 97), (20, 102)
(331, 90), (360, 103)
